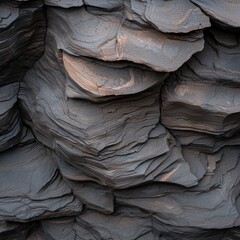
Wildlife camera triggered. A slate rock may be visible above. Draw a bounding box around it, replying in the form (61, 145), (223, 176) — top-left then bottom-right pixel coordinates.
(191, 0), (240, 27)
(115, 146), (240, 230)
(124, 0), (210, 33)
(0, 131), (82, 222)
(65, 180), (114, 214)
(19, 39), (197, 189)
(0, 0), (46, 85)
(37, 207), (155, 240)
(161, 29), (240, 136)
(0, 83), (22, 152)
(0, 221), (33, 240)
(47, 6), (205, 72)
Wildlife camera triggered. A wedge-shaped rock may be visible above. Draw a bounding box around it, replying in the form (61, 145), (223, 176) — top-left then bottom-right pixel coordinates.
(0, 0), (45, 85)
(161, 29), (240, 136)
(116, 146), (240, 230)
(0, 131), (82, 222)
(19, 39), (197, 189)
(48, 7), (205, 72)
(0, 83), (22, 152)
(191, 0), (240, 27)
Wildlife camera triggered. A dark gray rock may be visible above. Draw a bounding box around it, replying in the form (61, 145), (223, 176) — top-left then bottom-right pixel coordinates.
(47, 6), (205, 72)
(124, 0), (210, 33)
(0, 0), (46, 85)
(19, 38), (197, 189)
(0, 83), (22, 151)
(0, 221), (33, 240)
(161, 28), (240, 136)
(36, 207), (155, 240)
(116, 146), (240, 230)
(191, 0), (240, 27)
(0, 130), (82, 222)
(44, 0), (211, 35)
(0, 0), (240, 239)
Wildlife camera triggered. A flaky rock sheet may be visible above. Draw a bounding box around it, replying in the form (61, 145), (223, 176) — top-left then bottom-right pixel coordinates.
(1, 0), (240, 239)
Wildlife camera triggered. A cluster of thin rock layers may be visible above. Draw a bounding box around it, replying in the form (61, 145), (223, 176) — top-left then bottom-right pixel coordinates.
(0, 0), (240, 239)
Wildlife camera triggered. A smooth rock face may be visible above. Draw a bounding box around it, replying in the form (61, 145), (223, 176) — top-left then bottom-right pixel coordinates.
(1, 1), (240, 240)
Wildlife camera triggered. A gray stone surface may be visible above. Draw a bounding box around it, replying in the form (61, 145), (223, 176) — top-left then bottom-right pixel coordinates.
(47, 6), (205, 72)
(0, 1), (240, 239)
(19, 38), (197, 189)
(161, 28), (240, 136)
(191, 0), (240, 27)
(0, 129), (82, 222)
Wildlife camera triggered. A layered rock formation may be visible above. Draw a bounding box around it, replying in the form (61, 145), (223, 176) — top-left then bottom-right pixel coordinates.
(0, 0), (240, 239)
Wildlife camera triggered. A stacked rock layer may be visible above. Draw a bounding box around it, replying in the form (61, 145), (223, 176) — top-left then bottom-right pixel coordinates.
(0, 0), (240, 239)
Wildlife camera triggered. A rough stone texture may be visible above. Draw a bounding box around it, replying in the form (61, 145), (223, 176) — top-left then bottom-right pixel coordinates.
(1, 0), (240, 239)
(191, 0), (240, 27)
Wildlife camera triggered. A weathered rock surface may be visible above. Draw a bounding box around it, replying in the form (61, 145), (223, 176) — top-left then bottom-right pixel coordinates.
(1, 1), (240, 239)
(30, 207), (154, 240)
(116, 146), (240, 229)
(0, 0), (46, 85)
(19, 37), (197, 189)
(0, 0), (45, 153)
(45, 0), (211, 34)
(0, 129), (82, 222)
(47, 6), (205, 72)
(191, 0), (240, 27)
(161, 28), (240, 136)
(0, 83), (22, 152)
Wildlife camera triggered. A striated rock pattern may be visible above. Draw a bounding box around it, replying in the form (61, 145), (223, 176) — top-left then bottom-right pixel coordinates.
(0, 0), (240, 239)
